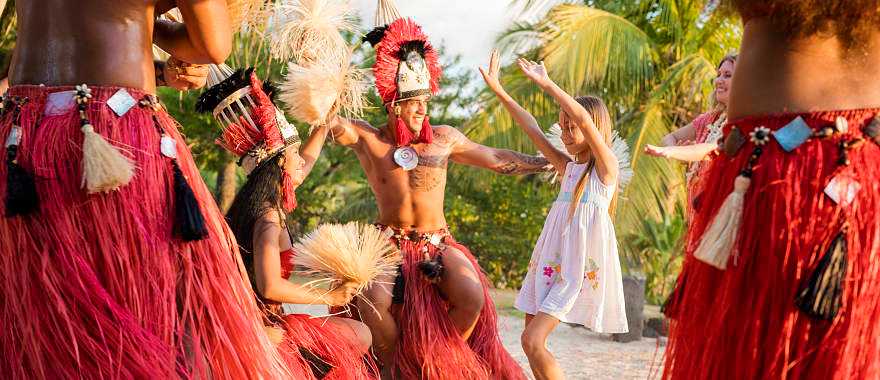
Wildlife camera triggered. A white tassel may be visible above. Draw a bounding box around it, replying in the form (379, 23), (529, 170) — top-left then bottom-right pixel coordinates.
(693, 175), (750, 269)
(81, 124), (135, 194)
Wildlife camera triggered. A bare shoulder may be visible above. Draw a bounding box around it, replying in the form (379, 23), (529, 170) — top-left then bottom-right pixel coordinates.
(253, 210), (283, 239)
(431, 125), (467, 147)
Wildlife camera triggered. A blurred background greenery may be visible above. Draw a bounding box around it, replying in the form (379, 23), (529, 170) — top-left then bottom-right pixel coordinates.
(0, 0), (741, 306)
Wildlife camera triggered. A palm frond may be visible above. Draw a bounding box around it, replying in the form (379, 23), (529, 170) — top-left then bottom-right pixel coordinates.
(541, 4), (655, 101)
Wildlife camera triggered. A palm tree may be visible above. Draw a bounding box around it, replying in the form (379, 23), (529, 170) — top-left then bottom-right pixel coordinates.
(466, 0), (740, 263)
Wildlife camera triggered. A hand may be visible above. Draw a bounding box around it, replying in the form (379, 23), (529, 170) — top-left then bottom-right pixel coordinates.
(479, 49), (504, 94)
(323, 281), (358, 306)
(517, 58), (550, 85)
(163, 57), (209, 91)
(675, 139), (696, 146)
(644, 144), (669, 158)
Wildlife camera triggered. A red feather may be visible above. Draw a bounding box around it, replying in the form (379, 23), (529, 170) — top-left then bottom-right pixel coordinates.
(373, 18), (442, 104)
(215, 115), (263, 157)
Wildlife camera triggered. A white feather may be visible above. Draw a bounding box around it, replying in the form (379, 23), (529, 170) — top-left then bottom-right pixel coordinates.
(268, 0), (357, 63)
(279, 57), (367, 126)
(541, 123), (633, 194)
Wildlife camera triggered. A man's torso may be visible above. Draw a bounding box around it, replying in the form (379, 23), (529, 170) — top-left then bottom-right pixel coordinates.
(730, 19), (880, 119)
(10, 0), (166, 91)
(351, 123), (461, 231)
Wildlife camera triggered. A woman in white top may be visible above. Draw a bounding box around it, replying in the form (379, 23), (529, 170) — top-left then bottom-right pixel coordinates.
(480, 50), (628, 380)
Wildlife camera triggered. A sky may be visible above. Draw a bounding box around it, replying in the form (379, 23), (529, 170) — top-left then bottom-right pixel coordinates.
(351, 0), (524, 74)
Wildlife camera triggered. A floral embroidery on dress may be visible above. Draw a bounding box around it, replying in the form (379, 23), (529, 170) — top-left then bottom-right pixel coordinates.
(584, 258), (599, 290)
(542, 260), (562, 285)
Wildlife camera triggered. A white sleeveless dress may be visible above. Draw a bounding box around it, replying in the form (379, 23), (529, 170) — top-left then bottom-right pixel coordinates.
(514, 162), (628, 333)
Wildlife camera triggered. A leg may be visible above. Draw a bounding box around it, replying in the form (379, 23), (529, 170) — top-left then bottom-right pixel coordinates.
(520, 312), (563, 380)
(357, 272), (399, 368)
(436, 246), (485, 340)
(324, 317), (373, 354)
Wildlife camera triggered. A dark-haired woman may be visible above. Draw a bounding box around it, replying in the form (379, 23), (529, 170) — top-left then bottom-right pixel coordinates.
(217, 72), (375, 379)
(663, 2), (880, 379)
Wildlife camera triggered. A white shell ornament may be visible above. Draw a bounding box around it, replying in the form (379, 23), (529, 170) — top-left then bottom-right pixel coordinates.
(393, 146), (419, 171)
(160, 135), (178, 159)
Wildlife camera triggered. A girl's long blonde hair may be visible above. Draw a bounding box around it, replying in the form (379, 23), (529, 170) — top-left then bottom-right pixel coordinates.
(568, 96), (618, 221)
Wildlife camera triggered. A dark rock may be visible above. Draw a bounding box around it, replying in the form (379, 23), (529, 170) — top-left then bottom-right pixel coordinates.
(613, 275), (645, 343)
(645, 316), (669, 337)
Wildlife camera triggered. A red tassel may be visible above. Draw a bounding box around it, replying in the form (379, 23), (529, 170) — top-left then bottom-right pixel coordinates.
(281, 169), (297, 212)
(394, 115), (415, 147)
(419, 116), (434, 144)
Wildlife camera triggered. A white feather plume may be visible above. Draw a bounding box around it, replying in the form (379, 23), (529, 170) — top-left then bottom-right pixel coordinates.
(268, 0), (357, 63)
(542, 123), (633, 194)
(293, 222), (401, 296)
(279, 57), (367, 126)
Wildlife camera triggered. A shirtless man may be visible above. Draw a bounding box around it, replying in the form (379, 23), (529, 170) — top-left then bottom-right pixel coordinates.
(326, 18), (535, 379)
(1, 1), (285, 378)
(664, 1), (880, 379)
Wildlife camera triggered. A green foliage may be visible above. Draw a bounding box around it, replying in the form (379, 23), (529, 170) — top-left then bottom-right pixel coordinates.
(625, 194), (686, 304)
(446, 172), (556, 289)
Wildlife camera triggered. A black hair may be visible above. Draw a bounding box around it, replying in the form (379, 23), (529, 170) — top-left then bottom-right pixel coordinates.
(225, 154), (288, 280)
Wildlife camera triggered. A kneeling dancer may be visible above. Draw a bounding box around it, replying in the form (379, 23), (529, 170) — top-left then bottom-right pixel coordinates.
(199, 68), (377, 380)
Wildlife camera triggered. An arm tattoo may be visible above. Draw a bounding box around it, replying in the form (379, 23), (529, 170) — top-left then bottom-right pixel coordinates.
(492, 151), (552, 175)
(408, 154), (448, 192)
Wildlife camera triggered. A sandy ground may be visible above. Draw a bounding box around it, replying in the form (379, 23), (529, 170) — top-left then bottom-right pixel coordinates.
(491, 289), (664, 380)
(286, 289), (665, 379)
(496, 314), (664, 379)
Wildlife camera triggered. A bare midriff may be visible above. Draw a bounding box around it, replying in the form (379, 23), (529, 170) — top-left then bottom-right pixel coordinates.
(729, 18), (880, 120)
(353, 127), (453, 232)
(9, 0), (164, 92)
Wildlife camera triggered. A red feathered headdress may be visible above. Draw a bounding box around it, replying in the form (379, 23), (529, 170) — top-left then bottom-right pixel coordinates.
(198, 67), (299, 162)
(373, 18), (442, 105)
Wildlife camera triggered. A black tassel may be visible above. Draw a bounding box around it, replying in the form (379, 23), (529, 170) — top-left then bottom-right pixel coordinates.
(299, 347), (332, 379)
(795, 230), (847, 320)
(418, 255), (444, 283)
(661, 277), (685, 319)
(5, 145), (39, 217)
(172, 161), (208, 241)
(392, 265), (405, 304)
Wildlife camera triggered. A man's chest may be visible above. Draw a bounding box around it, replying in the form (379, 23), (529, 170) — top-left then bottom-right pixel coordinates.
(361, 141), (451, 193)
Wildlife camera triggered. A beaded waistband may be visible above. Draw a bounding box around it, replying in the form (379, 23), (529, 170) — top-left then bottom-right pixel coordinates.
(375, 223), (451, 247)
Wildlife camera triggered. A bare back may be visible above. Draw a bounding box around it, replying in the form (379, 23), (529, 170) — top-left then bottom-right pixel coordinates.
(729, 18), (880, 119)
(10, 0), (173, 91)
(348, 122), (457, 231)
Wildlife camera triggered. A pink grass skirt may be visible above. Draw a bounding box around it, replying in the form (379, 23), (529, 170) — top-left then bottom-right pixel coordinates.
(0, 85), (287, 379)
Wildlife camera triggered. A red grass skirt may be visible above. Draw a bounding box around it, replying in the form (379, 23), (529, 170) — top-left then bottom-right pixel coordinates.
(663, 109), (880, 379)
(390, 231), (525, 379)
(276, 313), (377, 379)
(0, 85), (287, 378)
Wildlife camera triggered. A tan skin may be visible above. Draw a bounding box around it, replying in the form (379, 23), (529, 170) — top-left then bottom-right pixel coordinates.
(9, 0), (231, 92)
(328, 87), (552, 367)
(729, 18), (880, 118)
(251, 126), (372, 353)
(483, 52), (617, 380)
(645, 59), (735, 162)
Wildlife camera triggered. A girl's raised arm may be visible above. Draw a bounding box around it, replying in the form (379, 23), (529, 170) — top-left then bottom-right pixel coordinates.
(479, 50), (571, 175)
(518, 59), (618, 185)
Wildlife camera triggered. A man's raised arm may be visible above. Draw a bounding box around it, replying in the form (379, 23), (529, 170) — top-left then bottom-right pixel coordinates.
(445, 126), (552, 175)
(153, 0), (232, 64)
(326, 116), (366, 147)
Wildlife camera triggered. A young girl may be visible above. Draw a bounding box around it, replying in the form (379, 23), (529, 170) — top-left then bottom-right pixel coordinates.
(480, 51), (628, 379)
(220, 72), (375, 379)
